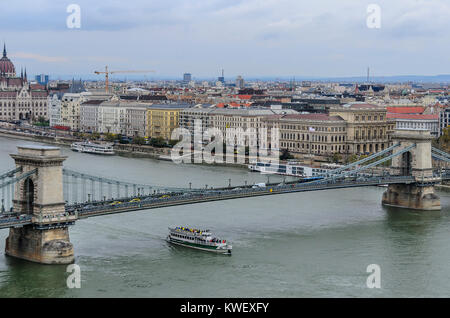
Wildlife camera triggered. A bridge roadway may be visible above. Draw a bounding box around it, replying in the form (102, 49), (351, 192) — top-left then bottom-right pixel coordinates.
(2, 173), (448, 229)
(73, 175), (418, 218)
(0, 214), (32, 230)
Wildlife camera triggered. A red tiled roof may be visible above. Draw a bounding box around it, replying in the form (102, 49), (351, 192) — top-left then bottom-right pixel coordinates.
(0, 78), (23, 86)
(31, 91), (48, 97)
(387, 106), (425, 114)
(386, 113), (438, 120)
(30, 84), (45, 90)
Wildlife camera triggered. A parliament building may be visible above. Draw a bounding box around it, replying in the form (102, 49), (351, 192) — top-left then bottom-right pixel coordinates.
(0, 44), (48, 122)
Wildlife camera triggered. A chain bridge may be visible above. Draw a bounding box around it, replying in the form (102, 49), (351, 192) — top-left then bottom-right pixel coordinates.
(0, 129), (449, 264)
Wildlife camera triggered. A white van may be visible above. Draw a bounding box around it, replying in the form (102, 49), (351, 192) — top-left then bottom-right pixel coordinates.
(252, 183), (266, 188)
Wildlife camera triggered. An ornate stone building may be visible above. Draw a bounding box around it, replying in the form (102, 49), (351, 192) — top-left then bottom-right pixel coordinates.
(276, 113), (348, 156)
(268, 103), (395, 160)
(329, 103), (395, 154)
(0, 44), (48, 122)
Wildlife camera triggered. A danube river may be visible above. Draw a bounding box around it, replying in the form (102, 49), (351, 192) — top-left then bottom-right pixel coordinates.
(0, 136), (449, 297)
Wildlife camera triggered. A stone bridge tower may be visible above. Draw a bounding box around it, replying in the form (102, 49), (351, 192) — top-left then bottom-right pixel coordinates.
(5, 146), (75, 264)
(382, 129), (441, 210)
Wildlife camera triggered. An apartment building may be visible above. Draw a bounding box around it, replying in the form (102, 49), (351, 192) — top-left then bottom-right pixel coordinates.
(125, 104), (149, 137)
(179, 106), (215, 136)
(440, 108), (450, 136)
(80, 100), (151, 136)
(146, 104), (190, 140)
(48, 93), (62, 127)
(79, 100), (103, 133)
(60, 92), (92, 131)
(179, 106), (297, 148)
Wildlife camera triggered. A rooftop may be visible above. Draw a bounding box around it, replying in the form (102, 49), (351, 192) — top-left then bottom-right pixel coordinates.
(386, 113), (439, 120)
(387, 106), (425, 114)
(280, 113), (345, 122)
(341, 103), (382, 109)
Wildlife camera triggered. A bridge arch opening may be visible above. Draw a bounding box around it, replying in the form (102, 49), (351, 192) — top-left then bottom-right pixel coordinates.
(401, 151), (412, 176)
(23, 177), (34, 214)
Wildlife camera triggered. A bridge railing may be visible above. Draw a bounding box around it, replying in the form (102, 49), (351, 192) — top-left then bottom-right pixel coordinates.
(62, 168), (203, 206)
(32, 212), (78, 225)
(71, 175), (417, 217)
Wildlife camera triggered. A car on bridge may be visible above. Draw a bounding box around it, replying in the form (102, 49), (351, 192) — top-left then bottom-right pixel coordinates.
(129, 198), (141, 203)
(252, 183), (266, 189)
(110, 201), (123, 206)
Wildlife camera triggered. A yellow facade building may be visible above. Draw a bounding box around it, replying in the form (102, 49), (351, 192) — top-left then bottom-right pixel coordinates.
(146, 105), (189, 140)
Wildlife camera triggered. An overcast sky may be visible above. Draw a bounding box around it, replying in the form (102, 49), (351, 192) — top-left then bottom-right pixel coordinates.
(1, 0), (449, 79)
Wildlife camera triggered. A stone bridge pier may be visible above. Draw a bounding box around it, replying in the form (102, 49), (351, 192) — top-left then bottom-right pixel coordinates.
(5, 146), (75, 264)
(382, 129), (441, 211)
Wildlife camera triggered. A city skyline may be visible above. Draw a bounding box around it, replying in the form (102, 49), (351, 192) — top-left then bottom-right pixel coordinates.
(1, 0), (449, 79)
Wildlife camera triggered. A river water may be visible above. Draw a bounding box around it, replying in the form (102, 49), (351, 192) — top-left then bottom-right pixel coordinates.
(0, 136), (449, 297)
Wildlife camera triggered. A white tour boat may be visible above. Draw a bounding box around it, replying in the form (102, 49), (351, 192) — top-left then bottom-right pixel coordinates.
(248, 161), (329, 178)
(71, 141), (115, 155)
(167, 227), (232, 255)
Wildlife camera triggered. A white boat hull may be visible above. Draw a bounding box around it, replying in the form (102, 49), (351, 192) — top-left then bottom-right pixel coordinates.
(71, 142), (115, 155)
(167, 236), (232, 255)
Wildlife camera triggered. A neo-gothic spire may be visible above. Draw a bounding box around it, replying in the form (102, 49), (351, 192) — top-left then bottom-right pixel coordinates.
(2, 43), (6, 58)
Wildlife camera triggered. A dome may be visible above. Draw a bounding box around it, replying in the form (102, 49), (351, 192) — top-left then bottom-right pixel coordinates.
(0, 44), (16, 77)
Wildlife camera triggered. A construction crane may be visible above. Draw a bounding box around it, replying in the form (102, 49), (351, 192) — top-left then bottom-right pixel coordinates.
(94, 66), (155, 92)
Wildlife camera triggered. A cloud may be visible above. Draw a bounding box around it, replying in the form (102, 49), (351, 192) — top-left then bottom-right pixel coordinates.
(385, 0), (450, 38)
(10, 52), (69, 63)
(1, 0), (450, 77)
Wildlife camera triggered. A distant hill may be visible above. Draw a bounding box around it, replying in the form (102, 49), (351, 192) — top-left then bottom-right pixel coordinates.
(314, 74), (450, 84)
(50, 74), (450, 84)
(246, 75), (450, 84)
